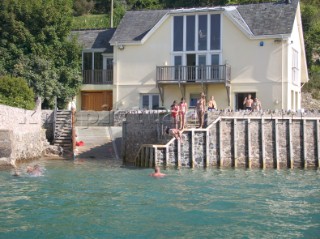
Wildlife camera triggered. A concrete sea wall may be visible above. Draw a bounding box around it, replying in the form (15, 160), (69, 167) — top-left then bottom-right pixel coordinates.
(0, 101), (46, 167)
(123, 111), (320, 169)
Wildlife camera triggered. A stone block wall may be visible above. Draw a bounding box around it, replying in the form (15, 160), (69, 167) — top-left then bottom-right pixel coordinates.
(129, 111), (320, 169)
(0, 102), (45, 166)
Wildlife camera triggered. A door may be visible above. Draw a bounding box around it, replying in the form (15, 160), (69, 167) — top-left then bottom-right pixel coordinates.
(81, 91), (113, 111)
(187, 54), (196, 81)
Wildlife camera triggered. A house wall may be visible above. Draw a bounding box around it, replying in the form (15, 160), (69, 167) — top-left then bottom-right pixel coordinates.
(113, 16), (171, 110)
(222, 14), (284, 110)
(114, 10), (304, 111)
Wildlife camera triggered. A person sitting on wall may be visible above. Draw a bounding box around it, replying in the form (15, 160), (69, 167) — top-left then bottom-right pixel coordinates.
(149, 166), (166, 178)
(165, 127), (182, 141)
(207, 95), (217, 111)
(252, 98), (262, 111)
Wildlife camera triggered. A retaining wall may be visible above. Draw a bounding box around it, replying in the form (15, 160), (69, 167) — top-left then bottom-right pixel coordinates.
(124, 110), (320, 169)
(0, 101), (45, 167)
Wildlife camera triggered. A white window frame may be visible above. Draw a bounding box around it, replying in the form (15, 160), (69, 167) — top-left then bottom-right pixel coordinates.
(140, 94), (160, 110)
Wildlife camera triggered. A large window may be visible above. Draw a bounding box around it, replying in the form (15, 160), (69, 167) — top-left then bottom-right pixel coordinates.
(173, 16), (183, 51)
(141, 94), (160, 109)
(210, 14), (221, 50)
(292, 49), (299, 85)
(173, 14), (221, 52)
(198, 15), (207, 50)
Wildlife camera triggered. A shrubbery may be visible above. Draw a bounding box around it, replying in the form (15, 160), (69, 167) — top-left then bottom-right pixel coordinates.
(0, 76), (35, 110)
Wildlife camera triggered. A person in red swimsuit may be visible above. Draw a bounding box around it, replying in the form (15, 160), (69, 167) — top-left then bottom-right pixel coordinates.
(179, 97), (188, 130)
(171, 100), (179, 129)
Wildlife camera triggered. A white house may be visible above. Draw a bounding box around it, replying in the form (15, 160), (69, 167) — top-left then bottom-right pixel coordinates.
(75, 0), (308, 111)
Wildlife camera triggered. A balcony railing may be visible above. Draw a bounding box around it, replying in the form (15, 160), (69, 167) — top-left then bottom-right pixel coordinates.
(83, 69), (113, 84)
(156, 65), (231, 85)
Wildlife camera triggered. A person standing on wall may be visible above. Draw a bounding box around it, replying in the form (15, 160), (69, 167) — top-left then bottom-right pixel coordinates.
(171, 100), (179, 129)
(243, 94), (253, 111)
(196, 92), (206, 128)
(179, 97), (188, 130)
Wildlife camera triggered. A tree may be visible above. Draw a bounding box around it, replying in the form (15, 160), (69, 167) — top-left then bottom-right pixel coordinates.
(0, 0), (82, 109)
(0, 76), (35, 110)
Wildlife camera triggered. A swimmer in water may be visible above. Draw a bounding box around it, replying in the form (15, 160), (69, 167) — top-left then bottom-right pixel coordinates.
(27, 164), (43, 176)
(149, 166), (166, 178)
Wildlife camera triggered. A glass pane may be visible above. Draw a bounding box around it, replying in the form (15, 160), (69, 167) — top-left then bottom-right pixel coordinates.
(198, 55), (206, 65)
(198, 15), (207, 50)
(186, 16), (195, 51)
(210, 14), (221, 50)
(152, 95), (159, 109)
(83, 53), (92, 70)
(173, 16), (183, 51)
(106, 58), (113, 70)
(94, 52), (103, 70)
(142, 95), (149, 109)
(189, 93), (199, 107)
(174, 56), (182, 80)
(211, 54), (219, 65)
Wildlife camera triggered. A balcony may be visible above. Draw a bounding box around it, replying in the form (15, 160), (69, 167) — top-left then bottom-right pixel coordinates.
(156, 65), (231, 86)
(83, 70), (113, 84)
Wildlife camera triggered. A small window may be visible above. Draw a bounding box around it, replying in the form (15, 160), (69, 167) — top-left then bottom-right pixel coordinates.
(141, 94), (160, 109)
(190, 93), (200, 107)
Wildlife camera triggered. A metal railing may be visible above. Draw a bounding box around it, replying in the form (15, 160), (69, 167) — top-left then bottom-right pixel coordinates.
(82, 69), (113, 84)
(156, 65), (230, 84)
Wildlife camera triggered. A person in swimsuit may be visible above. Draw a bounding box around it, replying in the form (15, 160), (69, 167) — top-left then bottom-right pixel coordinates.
(179, 97), (188, 130)
(196, 92), (206, 128)
(149, 166), (166, 178)
(243, 94), (253, 111)
(207, 95), (217, 111)
(252, 98), (262, 111)
(170, 100), (179, 129)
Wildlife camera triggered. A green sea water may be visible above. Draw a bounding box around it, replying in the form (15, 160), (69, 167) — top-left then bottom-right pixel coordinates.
(0, 159), (319, 239)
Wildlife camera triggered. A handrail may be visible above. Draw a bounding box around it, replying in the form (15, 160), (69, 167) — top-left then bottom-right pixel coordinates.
(53, 96), (57, 142)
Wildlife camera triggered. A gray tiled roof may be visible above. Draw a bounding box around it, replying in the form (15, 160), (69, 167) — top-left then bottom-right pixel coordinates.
(72, 29), (116, 52)
(110, 0), (299, 44)
(237, 0), (298, 36)
(109, 10), (169, 44)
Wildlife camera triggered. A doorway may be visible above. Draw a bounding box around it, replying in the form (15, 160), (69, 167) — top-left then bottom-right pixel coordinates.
(235, 92), (256, 110)
(81, 90), (113, 111)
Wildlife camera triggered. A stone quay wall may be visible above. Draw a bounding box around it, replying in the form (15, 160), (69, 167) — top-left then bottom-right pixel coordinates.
(0, 102), (46, 167)
(125, 110), (320, 169)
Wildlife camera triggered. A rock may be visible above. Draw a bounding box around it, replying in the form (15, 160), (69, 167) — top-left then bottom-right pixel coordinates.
(43, 145), (63, 157)
(301, 92), (320, 111)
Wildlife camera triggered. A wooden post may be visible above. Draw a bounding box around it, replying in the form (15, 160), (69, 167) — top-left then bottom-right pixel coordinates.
(191, 130), (195, 168)
(165, 145), (169, 167)
(150, 147), (154, 168)
(141, 147), (145, 167)
(317, 120), (320, 168)
(274, 119), (279, 169)
(145, 147), (149, 167)
(261, 118), (265, 169)
(233, 119), (237, 168)
(177, 138), (181, 167)
(303, 119), (307, 168)
(205, 129), (209, 168)
(219, 120), (223, 167)
(247, 119), (251, 168)
(154, 148), (158, 167)
(288, 119), (293, 169)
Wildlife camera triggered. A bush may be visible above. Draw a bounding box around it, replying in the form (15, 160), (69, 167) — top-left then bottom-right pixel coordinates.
(0, 76), (35, 110)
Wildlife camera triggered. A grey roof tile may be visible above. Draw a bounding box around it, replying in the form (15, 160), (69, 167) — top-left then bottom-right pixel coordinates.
(110, 0), (299, 44)
(237, 0), (298, 36)
(110, 10), (169, 44)
(72, 29), (116, 52)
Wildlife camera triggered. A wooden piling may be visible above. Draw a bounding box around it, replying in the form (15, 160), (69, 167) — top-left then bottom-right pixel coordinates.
(219, 120), (223, 167)
(205, 129), (209, 167)
(233, 119), (237, 168)
(261, 118), (266, 169)
(247, 119), (251, 168)
(274, 119), (279, 169)
(317, 120), (320, 168)
(288, 119), (293, 169)
(303, 119), (307, 168)
(150, 147), (154, 168)
(177, 139), (181, 167)
(191, 130), (195, 168)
